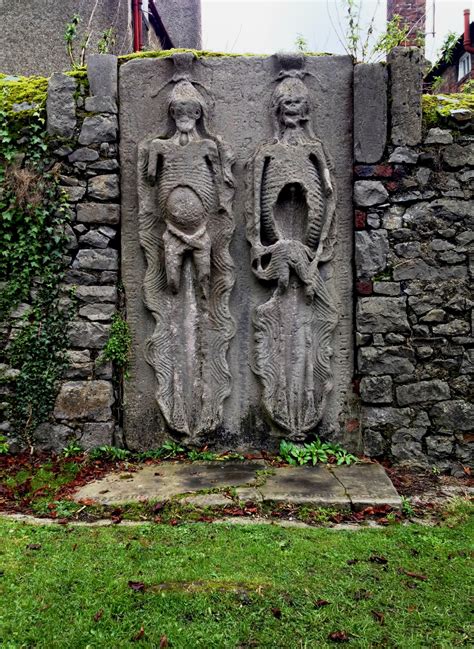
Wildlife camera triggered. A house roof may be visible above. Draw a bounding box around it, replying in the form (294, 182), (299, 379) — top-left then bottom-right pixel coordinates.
(425, 22), (474, 82)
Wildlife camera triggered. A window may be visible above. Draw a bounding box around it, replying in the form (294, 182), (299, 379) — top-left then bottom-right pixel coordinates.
(458, 52), (472, 81)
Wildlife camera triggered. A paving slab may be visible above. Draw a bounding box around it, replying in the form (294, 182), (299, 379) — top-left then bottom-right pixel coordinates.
(330, 463), (402, 510)
(258, 466), (351, 509)
(73, 462), (261, 504)
(181, 493), (232, 507)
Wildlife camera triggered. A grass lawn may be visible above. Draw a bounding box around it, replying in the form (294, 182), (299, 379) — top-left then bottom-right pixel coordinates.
(0, 517), (472, 648)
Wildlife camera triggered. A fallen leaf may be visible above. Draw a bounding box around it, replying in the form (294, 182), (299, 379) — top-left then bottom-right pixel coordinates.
(347, 559), (358, 565)
(132, 627), (145, 641)
(401, 570), (427, 581)
(26, 544), (41, 550)
(354, 590), (372, 601)
(152, 502), (165, 513)
(328, 630), (349, 642)
(314, 599), (330, 608)
(271, 607), (282, 619)
(372, 610), (385, 624)
(159, 635), (169, 647)
(93, 609), (104, 622)
(128, 581), (146, 592)
(369, 555), (388, 565)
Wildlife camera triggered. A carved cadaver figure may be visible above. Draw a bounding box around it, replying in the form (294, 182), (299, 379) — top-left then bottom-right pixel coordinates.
(247, 57), (339, 439)
(137, 61), (235, 443)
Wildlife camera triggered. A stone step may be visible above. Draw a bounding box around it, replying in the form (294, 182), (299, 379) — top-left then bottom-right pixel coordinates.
(73, 461), (401, 511)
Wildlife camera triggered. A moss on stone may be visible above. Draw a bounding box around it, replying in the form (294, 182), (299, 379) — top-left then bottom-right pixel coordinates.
(0, 74), (49, 114)
(118, 48), (331, 63)
(422, 93), (474, 128)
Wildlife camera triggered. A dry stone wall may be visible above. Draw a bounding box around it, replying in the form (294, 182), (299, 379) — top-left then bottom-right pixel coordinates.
(354, 48), (474, 474)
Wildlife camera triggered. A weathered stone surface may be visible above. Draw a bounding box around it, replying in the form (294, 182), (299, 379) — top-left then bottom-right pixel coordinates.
(79, 303), (116, 321)
(354, 181), (389, 207)
(362, 406), (413, 428)
(78, 115), (118, 146)
(442, 144), (474, 168)
(396, 380), (450, 406)
(425, 128), (453, 145)
(388, 47), (423, 146)
(357, 297), (409, 333)
(426, 435), (454, 458)
(419, 308), (446, 323)
(75, 285), (117, 303)
(87, 54), (118, 98)
(259, 466), (350, 508)
(360, 375), (392, 404)
(88, 174), (120, 201)
(64, 349), (93, 379)
(62, 185), (86, 202)
(79, 422), (114, 450)
(79, 230), (110, 248)
(33, 423), (75, 452)
(359, 346), (415, 375)
(355, 230), (389, 278)
(153, 0), (202, 49)
(69, 148), (99, 163)
(68, 321), (110, 349)
(88, 159), (119, 172)
(84, 96), (117, 114)
(363, 429), (386, 456)
(76, 203), (120, 225)
(46, 73), (76, 137)
(354, 63), (387, 164)
(389, 147), (418, 164)
(391, 429), (428, 465)
(54, 380), (114, 421)
(373, 281), (400, 296)
(430, 400), (474, 431)
(432, 320), (470, 336)
(393, 259), (466, 281)
(73, 248), (118, 271)
(331, 463), (401, 510)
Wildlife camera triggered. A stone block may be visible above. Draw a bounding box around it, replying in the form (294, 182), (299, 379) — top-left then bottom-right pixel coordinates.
(389, 147), (418, 164)
(393, 259), (467, 281)
(33, 423), (75, 453)
(76, 203), (120, 225)
(354, 181), (389, 207)
(360, 376), (392, 404)
(69, 148), (99, 163)
(86, 54), (118, 99)
(54, 380), (114, 421)
(430, 400), (474, 431)
(73, 248), (118, 271)
(396, 380), (450, 406)
(442, 144), (474, 168)
(46, 73), (76, 137)
(88, 174), (120, 201)
(354, 63), (387, 163)
(355, 230), (389, 279)
(79, 422), (114, 449)
(358, 345), (415, 376)
(331, 463), (401, 510)
(78, 115), (118, 146)
(153, 0), (202, 49)
(68, 321), (110, 349)
(79, 230), (110, 249)
(426, 435), (454, 458)
(79, 303), (116, 321)
(357, 296), (409, 333)
(84, 96), (117, 114)
(388, 47), (423, 146)
(363, 429), (386, 456)
(362, 406), (413, 428)
(425, 128), (453, 145)
(373, 281), (400, 296)
(432, 320), (470, 336)
(75, 285), (117, 304)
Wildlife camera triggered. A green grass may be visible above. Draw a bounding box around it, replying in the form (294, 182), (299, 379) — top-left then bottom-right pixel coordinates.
(0, 518), (472, 648)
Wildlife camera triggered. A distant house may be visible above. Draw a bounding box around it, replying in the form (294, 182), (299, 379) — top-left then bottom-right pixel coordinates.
(425, 17), (474, 93)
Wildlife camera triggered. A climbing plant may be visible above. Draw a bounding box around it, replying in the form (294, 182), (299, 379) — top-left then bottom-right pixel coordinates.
(0, 77), (73, 446)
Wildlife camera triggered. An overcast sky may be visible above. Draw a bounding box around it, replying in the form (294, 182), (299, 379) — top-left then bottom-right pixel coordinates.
(201, 0), (474, 64)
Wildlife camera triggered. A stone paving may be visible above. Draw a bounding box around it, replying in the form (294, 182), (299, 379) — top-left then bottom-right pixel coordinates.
(73, 461), (401, 510)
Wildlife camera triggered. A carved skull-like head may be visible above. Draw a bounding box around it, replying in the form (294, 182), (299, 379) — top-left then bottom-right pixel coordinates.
(169, 80), (204, 134)
(272, 76), (310, 130)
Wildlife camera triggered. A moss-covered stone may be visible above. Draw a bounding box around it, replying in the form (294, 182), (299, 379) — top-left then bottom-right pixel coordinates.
(118, 48), (331, 64)
(422, 93), (474, 128)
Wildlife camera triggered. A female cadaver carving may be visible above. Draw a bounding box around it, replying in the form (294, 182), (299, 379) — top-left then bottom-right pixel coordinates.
(137, 76), (235, 441)
(247, 69), (339, 438)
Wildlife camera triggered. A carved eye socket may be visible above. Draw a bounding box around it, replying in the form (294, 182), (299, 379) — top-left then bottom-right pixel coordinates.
(194, 109), (200, 118)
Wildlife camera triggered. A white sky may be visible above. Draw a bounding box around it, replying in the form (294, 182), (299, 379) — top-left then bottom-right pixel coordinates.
(202, 0), (474, 64)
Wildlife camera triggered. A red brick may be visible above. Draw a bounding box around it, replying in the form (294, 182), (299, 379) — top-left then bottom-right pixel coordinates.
(356, 280), (373, 296)
(355, 210), (366, 229)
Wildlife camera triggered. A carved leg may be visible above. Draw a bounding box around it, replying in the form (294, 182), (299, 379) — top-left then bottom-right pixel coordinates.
(163, 229), (185, 294)
(193, 233), (212, 300)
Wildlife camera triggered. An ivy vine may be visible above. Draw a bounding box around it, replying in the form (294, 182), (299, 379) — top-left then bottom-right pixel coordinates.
(0, 78), (73, 445)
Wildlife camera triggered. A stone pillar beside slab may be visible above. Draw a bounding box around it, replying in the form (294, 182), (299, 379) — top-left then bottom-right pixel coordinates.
(388, 47), (423, 146)
(354, 63), (388, 164)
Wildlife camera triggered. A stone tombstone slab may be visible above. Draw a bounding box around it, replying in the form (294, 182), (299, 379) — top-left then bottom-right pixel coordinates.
(120, 52), (354, 451)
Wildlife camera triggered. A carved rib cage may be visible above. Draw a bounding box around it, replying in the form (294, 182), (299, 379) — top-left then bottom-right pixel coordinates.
(247, 66), (339, 440)
(137, 72), (235, 444)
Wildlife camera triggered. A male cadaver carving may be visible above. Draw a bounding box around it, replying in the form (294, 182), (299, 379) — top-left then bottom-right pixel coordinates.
(247, 63), (339, 439)
(137, 71), (235, 442)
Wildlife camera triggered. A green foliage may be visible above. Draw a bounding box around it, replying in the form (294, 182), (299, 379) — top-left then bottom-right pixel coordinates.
(279, 439), (358, 466)
(187, 449), (218, 461)
(64, 14), (83, 68)
(422, 92), (474, 128)
(430, 75), (444, 93)
(98, 314), (131, 377)
(439, 31), (459, 65)
(372, 14), (410, 57)
(62, 442), (83, 458)
(0, 434), (9, 454)
(401, 496), (415, 517)
(294, 34), (309, 53)
(89, 445), (131, 461)
(98, 27), (116, 54)
(0, 78), (73, 446)
(461, 79), (474, 94)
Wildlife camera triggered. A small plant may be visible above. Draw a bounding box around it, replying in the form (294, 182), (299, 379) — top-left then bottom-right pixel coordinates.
(188, 449), (218, 462)
(401, 496), (415, 518)
(304, 439), (330, 465)
(279, 439), (358, 467)
(98, 314), (132, 378)
(294, 33), (309, 53)
(89, 445), (131, 461)
(461, 79), (474, 94)
(439, 31), (459, 65)
(98, 27), (116, 54)
(62, 442), (83, 458)
(0, 434), (10, 455)
(430, 75), (444, 93)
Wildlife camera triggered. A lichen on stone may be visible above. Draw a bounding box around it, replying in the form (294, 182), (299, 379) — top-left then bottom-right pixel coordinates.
(422, 93), (474, 128)
(118, 48), (331, 64)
